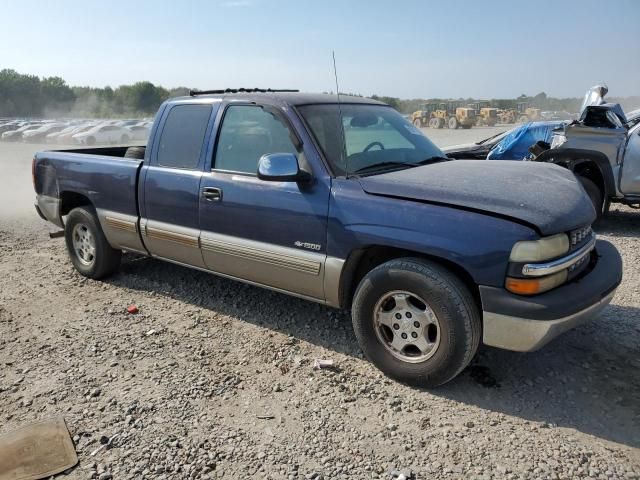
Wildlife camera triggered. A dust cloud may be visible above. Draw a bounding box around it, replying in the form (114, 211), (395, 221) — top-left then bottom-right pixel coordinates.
(0, 143), (43, 222)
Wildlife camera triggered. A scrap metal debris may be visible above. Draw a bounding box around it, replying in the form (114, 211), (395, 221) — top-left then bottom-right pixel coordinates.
(0, 417), (78, 480)
(90, 432), (121, 457)
(313, 359), (334, 370)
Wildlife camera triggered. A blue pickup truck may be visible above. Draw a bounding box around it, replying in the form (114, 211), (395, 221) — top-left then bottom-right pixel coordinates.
(33, 90), (622, 386)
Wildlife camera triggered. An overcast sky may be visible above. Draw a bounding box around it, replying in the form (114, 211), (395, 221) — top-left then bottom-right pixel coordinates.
(2, 0), (639, 98)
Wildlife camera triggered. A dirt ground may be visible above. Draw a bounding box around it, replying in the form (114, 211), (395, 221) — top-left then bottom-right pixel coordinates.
(0, 135), (638, 480)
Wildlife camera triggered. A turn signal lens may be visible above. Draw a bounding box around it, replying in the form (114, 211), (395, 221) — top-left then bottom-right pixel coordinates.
(509, 233), (570, 262)
(506, 270), (568, 295)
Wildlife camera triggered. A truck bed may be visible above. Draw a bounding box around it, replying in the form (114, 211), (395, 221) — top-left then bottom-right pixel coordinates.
(33, 146), (146, 221)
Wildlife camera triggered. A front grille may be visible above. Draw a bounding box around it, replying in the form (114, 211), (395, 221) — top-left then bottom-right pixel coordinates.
(568, 253), (589, 272)
(567, 225), (594, 279)
(569, 225), (592, 250)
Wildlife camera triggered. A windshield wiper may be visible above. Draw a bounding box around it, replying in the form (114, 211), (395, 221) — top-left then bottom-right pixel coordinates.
(476, 131), (504, 145)
(351, 161), (417, 175)
(352, 156), (449, 176)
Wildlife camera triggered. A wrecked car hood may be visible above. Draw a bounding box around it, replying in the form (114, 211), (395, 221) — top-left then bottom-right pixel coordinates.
(358, 160), (596, 235)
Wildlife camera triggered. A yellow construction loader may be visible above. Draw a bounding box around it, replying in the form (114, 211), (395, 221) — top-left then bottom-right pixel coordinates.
(428, 102), (475, 129)
(517, 102), (542, 123)
(469, 102), (499, 126)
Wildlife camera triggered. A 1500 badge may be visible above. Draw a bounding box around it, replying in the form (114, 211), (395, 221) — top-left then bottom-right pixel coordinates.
(294, 241), (321, 251)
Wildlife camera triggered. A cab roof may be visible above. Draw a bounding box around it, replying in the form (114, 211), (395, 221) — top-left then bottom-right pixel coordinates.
(167, 92), (386, 108)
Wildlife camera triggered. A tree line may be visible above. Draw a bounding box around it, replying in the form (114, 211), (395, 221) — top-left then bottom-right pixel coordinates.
(1, 68), (638, 118)
(0, 69), (189, 118)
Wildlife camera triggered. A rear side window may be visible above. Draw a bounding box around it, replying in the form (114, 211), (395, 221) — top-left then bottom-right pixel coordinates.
(157, 104), (212, 169)
(214, 105), (298, 174)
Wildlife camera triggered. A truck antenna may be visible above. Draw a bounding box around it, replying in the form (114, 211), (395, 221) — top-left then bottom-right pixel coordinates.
(332, 51), (349, 178)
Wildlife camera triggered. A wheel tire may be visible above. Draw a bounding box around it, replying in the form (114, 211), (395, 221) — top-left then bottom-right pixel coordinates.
(436, 117), (445, 129)
(413, 119), (421, 127)
(352, 258), (481, 387)
(518, 115), (529, 124)
(577, 176), (604, 220)
(124, 146), (146, 159)
(448, 116), (459, 129)
(65, 206), (121, 279)
(428, 118), (436, 128)
(86, 136), (96, 146)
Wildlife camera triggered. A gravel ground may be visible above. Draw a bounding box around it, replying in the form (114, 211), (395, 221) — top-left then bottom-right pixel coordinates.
(0, 139), (638, 479)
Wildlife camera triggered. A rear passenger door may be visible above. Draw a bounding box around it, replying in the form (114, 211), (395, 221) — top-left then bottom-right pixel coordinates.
(140, 102), (217, 267)
(198, 103), (331, 300)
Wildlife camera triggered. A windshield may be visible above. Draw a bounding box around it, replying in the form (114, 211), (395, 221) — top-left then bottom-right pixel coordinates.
(298, 104), (446, 176)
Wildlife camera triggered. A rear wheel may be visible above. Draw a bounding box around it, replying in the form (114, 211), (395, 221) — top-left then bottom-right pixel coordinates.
(435, 117), (445, 129)
(351, 258), (480, 387)
(65, 206), (121, 279)
(413, 119), (421, 127)
(448, 116), (459, 129)
(577, 176), (604, 220)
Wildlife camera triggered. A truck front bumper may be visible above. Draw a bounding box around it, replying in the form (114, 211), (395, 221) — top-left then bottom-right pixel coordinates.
(480, 240), (622, 352)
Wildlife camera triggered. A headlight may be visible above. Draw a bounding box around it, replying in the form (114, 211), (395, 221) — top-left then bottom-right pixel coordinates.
(550, 134), (566, 149)
(509, 233), (570, 262)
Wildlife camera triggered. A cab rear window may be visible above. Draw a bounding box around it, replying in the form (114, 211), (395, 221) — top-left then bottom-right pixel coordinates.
(157, 104), (212, 169)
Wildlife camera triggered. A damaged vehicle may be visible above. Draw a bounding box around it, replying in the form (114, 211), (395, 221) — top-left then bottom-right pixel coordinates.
(443, 121), (566, 160)
(534, 85), (640, 218)
(33, 90), (622, 387)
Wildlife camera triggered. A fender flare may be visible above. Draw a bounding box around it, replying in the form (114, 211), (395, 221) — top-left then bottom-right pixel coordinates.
(535, 148), (616, 198)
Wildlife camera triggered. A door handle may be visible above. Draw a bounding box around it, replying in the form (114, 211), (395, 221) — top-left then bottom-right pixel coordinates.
(202, 187), (222, 201)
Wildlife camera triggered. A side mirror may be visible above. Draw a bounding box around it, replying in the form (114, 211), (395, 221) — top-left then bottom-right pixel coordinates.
(257, 153), (310, 182)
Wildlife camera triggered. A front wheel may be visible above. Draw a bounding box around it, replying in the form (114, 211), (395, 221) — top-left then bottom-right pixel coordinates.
(577, 176), (604, 220)
(65, 206), (121, 279)
(351, 258), (480, 387)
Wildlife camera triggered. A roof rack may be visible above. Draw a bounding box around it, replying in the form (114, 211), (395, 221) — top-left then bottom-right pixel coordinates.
(189, 88), (300, 96)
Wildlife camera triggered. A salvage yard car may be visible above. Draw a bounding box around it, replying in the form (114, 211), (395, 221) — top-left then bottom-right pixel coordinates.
(535, 85), (640, 219)
(442, 121), (566, 160)
(72, 124), (131, 145)
(32, 90), (623, 387)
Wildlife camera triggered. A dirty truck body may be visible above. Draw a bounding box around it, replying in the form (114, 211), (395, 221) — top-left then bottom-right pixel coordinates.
(33, 92), (622, 386)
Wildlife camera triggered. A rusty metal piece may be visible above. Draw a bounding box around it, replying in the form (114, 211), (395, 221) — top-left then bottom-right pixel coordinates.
(0, 417), (78, 480)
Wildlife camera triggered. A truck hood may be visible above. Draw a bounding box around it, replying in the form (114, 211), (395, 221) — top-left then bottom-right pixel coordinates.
(358, 160), (595, 235)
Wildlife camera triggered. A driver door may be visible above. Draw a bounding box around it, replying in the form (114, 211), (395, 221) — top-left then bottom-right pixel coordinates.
(198, 103), (331, 300)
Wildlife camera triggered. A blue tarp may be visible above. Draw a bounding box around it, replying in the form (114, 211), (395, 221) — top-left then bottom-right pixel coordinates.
(487, 121), (566, 160)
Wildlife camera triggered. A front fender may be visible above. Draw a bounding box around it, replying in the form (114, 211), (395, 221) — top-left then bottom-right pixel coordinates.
(535, 148), (617, 198)
(328, 180), (538, 288)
